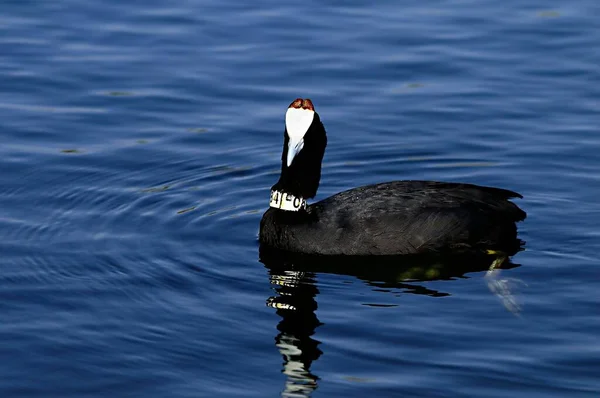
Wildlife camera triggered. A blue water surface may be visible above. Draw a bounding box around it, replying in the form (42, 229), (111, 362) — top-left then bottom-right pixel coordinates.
(1, 0), (599, 397)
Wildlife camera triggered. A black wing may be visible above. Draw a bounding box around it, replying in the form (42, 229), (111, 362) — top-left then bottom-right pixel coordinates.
(310, 181), (525, 255)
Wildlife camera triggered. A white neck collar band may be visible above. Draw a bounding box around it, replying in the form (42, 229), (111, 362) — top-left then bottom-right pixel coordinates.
(269, 190), (307, 212)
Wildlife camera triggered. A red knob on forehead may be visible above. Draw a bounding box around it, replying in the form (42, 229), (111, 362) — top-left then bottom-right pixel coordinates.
(302, 99), (314, 111)
(289, 98), (303, 109)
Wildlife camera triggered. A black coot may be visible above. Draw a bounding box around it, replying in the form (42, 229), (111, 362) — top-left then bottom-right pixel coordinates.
(259, 98), (526, 260)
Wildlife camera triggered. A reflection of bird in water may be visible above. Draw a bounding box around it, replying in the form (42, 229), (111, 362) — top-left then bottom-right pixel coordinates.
(267, 269), (321, 398)
(261, 247), (526, 397)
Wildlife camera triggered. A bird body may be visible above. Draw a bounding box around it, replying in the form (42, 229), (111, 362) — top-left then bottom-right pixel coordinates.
(261, 180), (525, 256)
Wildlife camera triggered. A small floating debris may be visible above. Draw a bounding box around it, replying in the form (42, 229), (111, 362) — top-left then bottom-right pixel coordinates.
(60, 149), (82, 154)
(342, 376), (376, 383)
(537, 10), (561, 18)
(141, 185), (170, 193)
(389, 82), (426, 94)
(186, 127), (208, 133)
(361, 303), (399, 308)
(106, 91), (134, 97)
(177, 206), (196, 215)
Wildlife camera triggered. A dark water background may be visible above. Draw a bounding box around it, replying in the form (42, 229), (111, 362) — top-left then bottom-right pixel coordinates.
(1, 0), (599, 397)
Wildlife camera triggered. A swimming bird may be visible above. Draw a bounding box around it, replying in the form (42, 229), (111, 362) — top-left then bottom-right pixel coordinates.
(259, 98), (526, 263)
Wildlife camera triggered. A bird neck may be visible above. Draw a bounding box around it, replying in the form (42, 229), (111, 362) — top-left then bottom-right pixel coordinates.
(271, 122), (327, 204)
